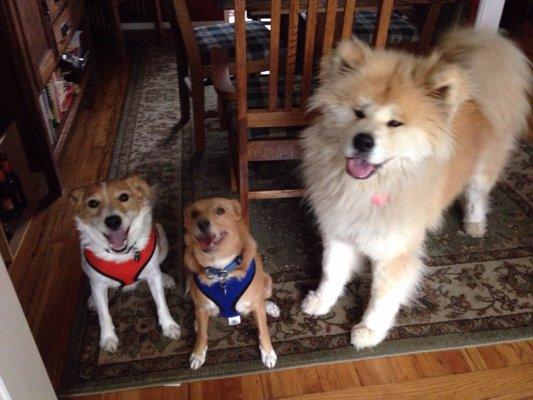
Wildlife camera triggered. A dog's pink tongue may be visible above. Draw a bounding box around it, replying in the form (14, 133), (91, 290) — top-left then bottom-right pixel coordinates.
(108, 229), (128, 250)
(198, 235), (214, 250)
(346, 157), (375, 179)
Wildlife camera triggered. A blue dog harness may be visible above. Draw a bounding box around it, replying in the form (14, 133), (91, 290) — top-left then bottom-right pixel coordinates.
(193, 256), (256, 325)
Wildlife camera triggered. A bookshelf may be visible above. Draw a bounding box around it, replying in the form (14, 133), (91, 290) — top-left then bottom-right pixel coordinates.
(0, 122), (43, 265)
(0, 0), (92, 265)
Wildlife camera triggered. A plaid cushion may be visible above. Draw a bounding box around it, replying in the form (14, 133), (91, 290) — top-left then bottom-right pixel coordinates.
(194, 20), (271, 66)
(354, 11), (420, 44)
(229, 74), (318, 139)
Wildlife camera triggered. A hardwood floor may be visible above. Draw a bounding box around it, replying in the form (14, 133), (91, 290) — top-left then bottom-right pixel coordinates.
(7, 45), (532, 399)
(8, 55), (131, 389)
(68, 343), (533, 399)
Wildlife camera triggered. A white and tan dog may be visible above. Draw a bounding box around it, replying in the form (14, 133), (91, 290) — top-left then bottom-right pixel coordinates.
(301, 30), (531, 349)
(70, 176), (180, 352)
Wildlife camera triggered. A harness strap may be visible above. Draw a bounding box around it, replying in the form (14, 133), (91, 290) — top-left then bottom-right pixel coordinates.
(84, 228), (157, 286)
(194, 259), (256, 320)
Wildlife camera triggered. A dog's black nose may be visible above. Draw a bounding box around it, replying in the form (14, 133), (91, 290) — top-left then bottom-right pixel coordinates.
(104, 215), (122, 231)
(353, 133), (375, 153)
(197, 218), (210, 232)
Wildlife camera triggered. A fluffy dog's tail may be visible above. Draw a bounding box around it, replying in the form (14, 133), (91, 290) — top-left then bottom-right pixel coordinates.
(439, 29), (531, 140)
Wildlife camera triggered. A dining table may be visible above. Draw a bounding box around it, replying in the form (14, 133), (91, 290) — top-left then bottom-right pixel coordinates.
(219, 0), (432, 13)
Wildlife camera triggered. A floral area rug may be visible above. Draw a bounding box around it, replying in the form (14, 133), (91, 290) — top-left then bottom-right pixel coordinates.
(60, 43), (532, 396)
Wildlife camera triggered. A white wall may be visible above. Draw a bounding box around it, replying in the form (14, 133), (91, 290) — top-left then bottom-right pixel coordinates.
(0, 259), (57, 400)
(474, 0), (505, 31)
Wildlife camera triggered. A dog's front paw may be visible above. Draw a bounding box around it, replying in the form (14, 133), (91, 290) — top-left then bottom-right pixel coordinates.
(100, 333), (119, 353)
(350, 324), (387, 350)
(265, 301), (280, 318)
(260, 346), (277, 369)
(162, 273), (176, 290)
(464, 221), (486, 238)
(302, 291), (331, 316)
(162, 323), (181, 340)
(190, 348), (207, 370)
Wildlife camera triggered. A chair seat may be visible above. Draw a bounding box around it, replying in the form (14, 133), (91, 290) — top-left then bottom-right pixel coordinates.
(229, 74), (318, 139)
(354, 11), (420, 44)
(194, 20), (271, 66)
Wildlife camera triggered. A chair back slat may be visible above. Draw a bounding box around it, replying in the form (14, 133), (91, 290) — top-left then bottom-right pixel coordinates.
(341, 0), (356, 40)
(284, 0), (300, 110)
(268, 0), (281, 111)
(372, 0), (394, 48)
(299, 0), (318, 106)
(234, 0), (397, 127)
(322, 0), (338, 56)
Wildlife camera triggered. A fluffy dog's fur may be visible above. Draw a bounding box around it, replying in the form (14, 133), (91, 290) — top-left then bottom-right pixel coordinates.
(300, 29), (531, 349)
(70, 176), (180, 352)
(183, 198), (279, 370)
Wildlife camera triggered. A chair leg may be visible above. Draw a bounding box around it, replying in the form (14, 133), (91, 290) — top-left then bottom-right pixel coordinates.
(153, 0), (165, 43)
(228, 134), (238, 192)
(178, 77), (190, 126)
(109, 0), (127, 62)
(191, 82), (206, 153)
(238, 157), (250, 223)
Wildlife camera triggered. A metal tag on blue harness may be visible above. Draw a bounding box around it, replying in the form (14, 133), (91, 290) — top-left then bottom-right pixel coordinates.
(228, 316), (241, 325)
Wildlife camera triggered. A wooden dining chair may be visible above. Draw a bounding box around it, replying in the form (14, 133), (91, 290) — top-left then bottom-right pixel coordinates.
(212, 0), (400, 220)
(168, 0), (276, 153)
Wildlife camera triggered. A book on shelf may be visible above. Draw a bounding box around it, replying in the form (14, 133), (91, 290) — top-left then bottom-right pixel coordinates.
(38, 92), (57, 145)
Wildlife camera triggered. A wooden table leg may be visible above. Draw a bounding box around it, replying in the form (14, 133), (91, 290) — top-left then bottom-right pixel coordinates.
(153, 0), (165, 42)
(109, 0), (127, 62)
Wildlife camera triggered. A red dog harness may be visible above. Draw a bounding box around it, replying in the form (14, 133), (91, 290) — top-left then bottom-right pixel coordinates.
(84, 228), (157, 286)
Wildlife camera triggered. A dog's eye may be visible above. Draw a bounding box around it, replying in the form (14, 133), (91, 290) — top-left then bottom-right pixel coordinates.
(215, 207), (225, 215)
(354, 109), (365, 119)
(87, 199), (99, 208)
(118, 193), (129, 202)
(387, 120), (403, 128)
(190, 210), (199, 219)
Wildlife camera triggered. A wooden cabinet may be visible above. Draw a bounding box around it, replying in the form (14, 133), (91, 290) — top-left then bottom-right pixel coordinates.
(0, 0), (92, 263)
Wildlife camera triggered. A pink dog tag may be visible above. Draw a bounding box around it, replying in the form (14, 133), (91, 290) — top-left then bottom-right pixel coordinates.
(372, 194), (389, 207)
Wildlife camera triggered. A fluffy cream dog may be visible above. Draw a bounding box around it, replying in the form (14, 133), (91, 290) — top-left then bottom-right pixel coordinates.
(300, 29), (531, 349)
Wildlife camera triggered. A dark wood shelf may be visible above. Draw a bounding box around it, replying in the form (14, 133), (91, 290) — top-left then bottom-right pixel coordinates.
(53, 63), (93, 160)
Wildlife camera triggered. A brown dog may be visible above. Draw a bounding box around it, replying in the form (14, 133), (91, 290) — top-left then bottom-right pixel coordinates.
(183, 198), (279, 370)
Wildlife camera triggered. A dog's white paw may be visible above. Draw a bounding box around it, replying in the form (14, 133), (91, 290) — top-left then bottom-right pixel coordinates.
(265, 301), (280, 318)
(87, 295), (96, 311)
(464, 221), (486, 238)
(190, 348), (207, 370)
(302, 291), (331, 316)
(260, 346), (277, 369)
(162, 273), (176, 290)
(350, 324), (387, 350)
(100, 333), (119, 353)
(162, 323), (181, 340)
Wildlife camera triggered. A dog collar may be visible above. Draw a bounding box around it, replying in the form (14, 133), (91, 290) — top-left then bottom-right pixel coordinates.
(84, 228), (157, 286)
(204, 255), (243, 288)
(372, 194), (389, 207)
(194, 256), (256, 325)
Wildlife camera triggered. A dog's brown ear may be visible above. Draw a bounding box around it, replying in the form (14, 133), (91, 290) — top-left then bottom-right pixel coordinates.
(321, 37), (369, 79)
(68, 187), (85, 207)
(126, 175), (153, 202)
(230, 199), (242, 219)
